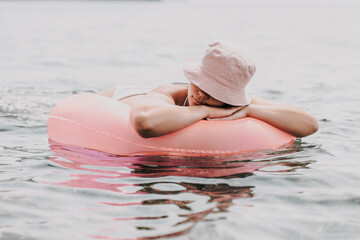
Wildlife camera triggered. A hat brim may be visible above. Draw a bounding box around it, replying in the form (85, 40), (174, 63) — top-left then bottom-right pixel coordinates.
(183, 58), (251, 106)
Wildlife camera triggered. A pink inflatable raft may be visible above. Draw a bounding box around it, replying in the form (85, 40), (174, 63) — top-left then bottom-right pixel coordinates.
(47, 93), (295, 156)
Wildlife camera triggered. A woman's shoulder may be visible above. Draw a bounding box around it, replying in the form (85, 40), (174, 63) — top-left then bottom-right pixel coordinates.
(152, 83), (188, 105)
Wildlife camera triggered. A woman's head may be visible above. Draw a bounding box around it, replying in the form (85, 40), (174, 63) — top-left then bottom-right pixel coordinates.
(183, 41), (256, 107)
(187, 83), (228, 107)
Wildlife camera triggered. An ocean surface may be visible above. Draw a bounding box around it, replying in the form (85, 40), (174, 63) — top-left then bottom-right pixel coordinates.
(1, 0), (360, 239)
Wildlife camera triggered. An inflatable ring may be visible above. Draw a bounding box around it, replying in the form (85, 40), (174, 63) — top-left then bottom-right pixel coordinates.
(47, 93), (295, 156)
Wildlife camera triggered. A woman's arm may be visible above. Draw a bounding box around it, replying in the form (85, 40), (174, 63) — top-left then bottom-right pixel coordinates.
(246, 103), (318, 137)
(212, 96), (318, 137)
(130, 94), (242, 138)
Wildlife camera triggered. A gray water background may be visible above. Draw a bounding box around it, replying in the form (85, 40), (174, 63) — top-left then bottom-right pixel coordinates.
(1, 0), (360, 239)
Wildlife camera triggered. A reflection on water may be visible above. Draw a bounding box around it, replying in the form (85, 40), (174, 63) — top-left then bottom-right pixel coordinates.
(46, 140), (313, 239)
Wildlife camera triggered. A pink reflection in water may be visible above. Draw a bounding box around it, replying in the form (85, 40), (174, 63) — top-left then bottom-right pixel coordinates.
(47, 140), (306, 240)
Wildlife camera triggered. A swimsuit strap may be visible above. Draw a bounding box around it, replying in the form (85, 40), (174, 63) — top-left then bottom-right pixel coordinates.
(183, 96), (188, 106)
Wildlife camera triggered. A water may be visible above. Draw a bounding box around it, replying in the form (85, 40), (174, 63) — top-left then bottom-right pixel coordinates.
(1, 0), (360, 239)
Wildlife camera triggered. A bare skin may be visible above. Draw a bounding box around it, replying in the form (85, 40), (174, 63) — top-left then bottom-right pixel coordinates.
(99, 84), (318, 138)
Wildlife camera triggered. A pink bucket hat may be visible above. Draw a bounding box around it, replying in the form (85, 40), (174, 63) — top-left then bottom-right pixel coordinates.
(183, 41), (256, 106)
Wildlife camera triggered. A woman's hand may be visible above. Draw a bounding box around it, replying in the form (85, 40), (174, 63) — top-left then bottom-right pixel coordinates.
(205, 105), (247, 120)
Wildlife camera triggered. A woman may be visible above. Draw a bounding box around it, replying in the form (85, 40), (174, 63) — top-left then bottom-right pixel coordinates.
(100, 41), (318, 138)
